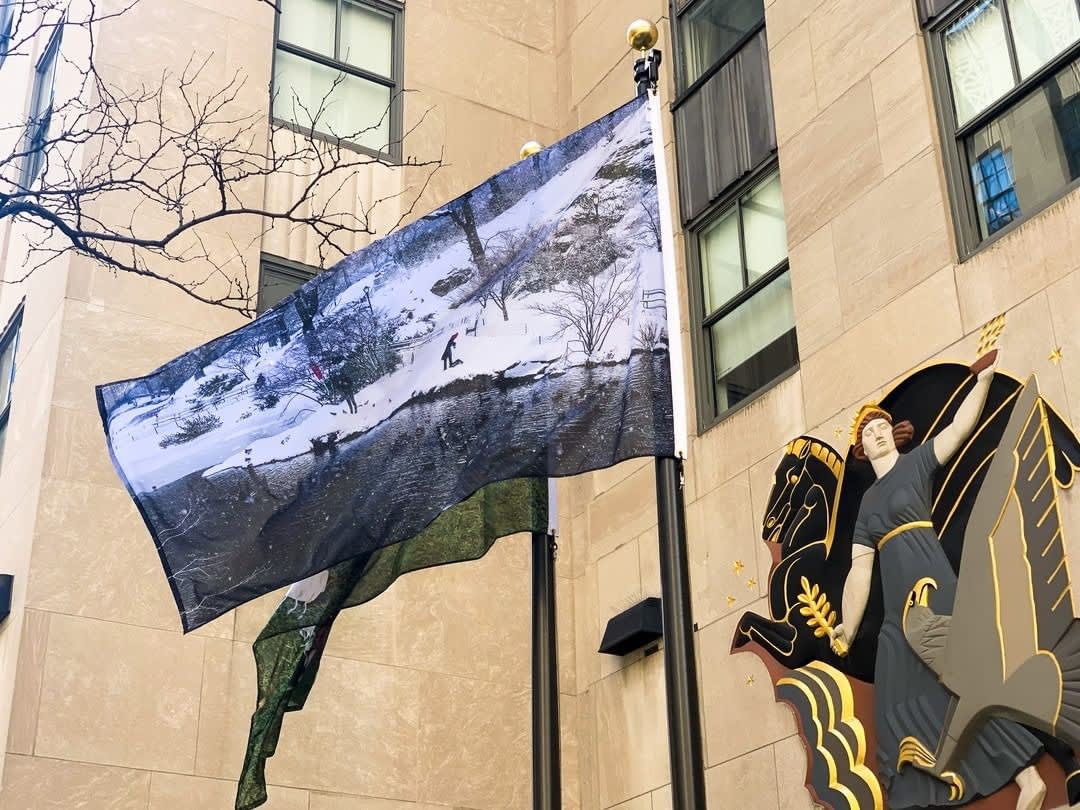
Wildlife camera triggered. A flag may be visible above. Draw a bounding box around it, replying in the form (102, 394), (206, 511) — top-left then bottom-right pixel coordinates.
(96, 96), (672, 632)
(234, 477), (546, 810)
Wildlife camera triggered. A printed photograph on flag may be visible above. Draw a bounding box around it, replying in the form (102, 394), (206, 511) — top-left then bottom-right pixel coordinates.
(96, 96), (673, 631)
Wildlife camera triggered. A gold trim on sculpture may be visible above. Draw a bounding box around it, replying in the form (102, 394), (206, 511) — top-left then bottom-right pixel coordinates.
(877, 521), (934, 550)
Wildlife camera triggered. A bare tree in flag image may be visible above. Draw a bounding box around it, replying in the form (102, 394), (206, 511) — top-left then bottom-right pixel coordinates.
(96, 96), (673, 807)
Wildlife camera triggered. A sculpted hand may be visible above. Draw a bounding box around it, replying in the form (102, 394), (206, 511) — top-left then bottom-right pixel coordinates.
(970, 347), (1000, 379)
(829, 624), (850, 658)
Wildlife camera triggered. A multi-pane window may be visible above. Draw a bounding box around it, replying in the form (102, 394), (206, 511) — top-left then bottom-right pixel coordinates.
(672, 0), (796, 428)
(21, 23), (62, 187)
(0, 306), (24, 466)
(272, 0), (402, 156)
(0, 2), (16, 68)
(695, 170), (797, 416)
(928, 0), (1080, 249)
(257, 255), (317, 314)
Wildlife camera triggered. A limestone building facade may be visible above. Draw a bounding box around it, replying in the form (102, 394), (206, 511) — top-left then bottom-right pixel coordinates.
(2, 0), (1080, 807)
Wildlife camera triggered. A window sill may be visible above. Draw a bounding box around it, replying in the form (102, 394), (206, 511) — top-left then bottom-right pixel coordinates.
(696, 362), (800, 436)
(270, 117), (401, 165)
(957, 175), (1080, 263)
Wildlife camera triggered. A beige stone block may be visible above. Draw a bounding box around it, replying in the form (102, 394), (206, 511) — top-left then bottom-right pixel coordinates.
(766, 0), (828, 46)
(407, 11), (531, 120)
(611, 796), (652, 810)
(592, 456), (651, 497)
(576, 687), (601, 810)
(789, 223), (842, 358)
(692, 372), (806, 497)
(699, 611), (797, 766)
(417, 672), (530, 809)
(35, 615), (204, 772)
(394, 547), (530, 685)
(41, 406), (125, 488)
(638, 525), (661, 599)
(309, 795), (443, 810)
(775, 734), (817, 810)
(194, 638), (253, 780)
(595, 654), (670, 807)
(871, 37), (934, 176)
(530, 49), (559, 130)
(957, 189), (1080, 333)
(780, 80), (882, 246)
(0, 755), (150, 810)
(558, 573), (578, 695)
(799, 266), (962, 427)
(149, 772), (308, 810)
(560, 691), (582, 810)
(571, 508), (589, 579)
(574, 564), (601, 689)
(597, 540), (644, 678)
(651, 784), (673, 810)
(587, 462), (656, 564)
(568, 0), (664, 110)
(54, 300), (213, 413)
(269, 655), (422, 798)
(705, 745), (781, 809)
(1048, 268), (1080, 429)
(769, 23), (818, 146)
(834, 153), (951, 327)
(27, 479), (184, 631)
(431, 0), (555, 52)
(6, 609), (48, 755)
(686, 472), (760, 628)
(808, 0), (915, 109)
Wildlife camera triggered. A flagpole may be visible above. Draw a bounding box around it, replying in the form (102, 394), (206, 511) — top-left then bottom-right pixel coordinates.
(629, 20), (707, 810)
(519, 137), (562, 810)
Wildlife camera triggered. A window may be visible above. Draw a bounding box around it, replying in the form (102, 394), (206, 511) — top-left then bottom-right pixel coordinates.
(0, 2), (16, 68)
(676, 0), (764, 89)
(928, 0), (1080, 251)
(272, 0), (402, 157)
(21, 22), (62, 188)
(691, 169), (798, 419)
(672, 0), (796, 429)
(257, 255), (317, 314)
(0, 305), (24, 466)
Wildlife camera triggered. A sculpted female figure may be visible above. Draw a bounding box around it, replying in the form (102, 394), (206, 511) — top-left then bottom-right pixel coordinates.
(829, 349), (1048, 809)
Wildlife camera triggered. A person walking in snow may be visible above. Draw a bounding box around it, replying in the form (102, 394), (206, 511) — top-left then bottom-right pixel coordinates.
(441, 332), (463, 370)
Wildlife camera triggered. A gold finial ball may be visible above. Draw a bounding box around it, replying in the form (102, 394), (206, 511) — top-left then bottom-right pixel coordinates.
(520, 140), (543, 159)
(627, 18), (658, 52)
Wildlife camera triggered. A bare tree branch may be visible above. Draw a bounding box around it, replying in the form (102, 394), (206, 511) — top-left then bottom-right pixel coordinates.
(0, 0), (444, 316)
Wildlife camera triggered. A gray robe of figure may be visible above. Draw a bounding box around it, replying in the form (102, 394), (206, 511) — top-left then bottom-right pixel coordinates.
(854, 440), (1042, 807)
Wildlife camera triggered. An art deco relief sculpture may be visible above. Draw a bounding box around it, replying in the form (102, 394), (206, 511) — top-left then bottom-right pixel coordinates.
(732, 327), (1080, 810)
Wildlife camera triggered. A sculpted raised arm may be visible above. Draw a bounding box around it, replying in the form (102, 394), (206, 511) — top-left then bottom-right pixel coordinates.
(932, 349), (999, 465)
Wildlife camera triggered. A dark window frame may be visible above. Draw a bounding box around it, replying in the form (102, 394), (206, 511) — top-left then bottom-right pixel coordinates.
(257, 253), (318, 314)
(0, 302), (25, 465)
(0, 1), (16, 68)
(21, 20), (62, 188)
(669, 0), (767, 107)
(925, 0), (1080, 257)
(271, 0), (405, 162)
(684, 159), (799, 432)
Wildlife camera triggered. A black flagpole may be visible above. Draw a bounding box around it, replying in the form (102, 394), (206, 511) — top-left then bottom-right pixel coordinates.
(531, 530), (561, 810)
(632, 22), (708, 809)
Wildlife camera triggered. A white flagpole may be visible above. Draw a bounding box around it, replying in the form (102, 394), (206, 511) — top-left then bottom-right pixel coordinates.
(646, 87), (689, 459)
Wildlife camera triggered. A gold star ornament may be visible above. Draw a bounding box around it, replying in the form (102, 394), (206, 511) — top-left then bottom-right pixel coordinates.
(746, 577), (758, 590)
(732, 559), (745, 575)
(1050, 346), (1063, 365)
(746, 674), (755, 685)
(726, 594), (736, 607)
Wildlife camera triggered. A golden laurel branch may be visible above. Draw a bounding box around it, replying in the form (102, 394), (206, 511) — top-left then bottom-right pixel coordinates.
(797, 576), (837, 638)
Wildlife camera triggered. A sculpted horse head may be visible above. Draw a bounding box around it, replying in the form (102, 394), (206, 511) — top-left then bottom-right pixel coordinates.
(762, 436), (843, 562)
